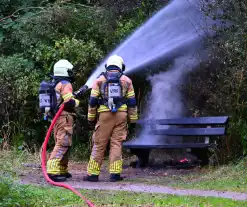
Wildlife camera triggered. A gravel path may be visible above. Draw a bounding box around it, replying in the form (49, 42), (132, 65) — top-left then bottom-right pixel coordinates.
(20, 177), (247, 201)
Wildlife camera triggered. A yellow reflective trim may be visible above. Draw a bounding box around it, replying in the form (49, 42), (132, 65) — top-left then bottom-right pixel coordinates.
(97, 105), (110, 113)
(126, 91), (135, 98)
(130, 118), (138, 121)
(47, 159), (68, 174)
(118, 104), (127, 111)
(91, 89), (100, 96)
(127, 90), (135, 95)
(87, 157), (100, 175)
(109, 160), (123, 174)
(62, 93), (73, 100)
(75, 99), (80, 107)
(88, 113), (96, 118)
(97, 104), (127, 113)
(129, 115), (138, 120)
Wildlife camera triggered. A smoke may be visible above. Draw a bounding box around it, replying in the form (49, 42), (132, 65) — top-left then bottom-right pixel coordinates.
(120, 0), (229, 146)
(130, 51), (206, 145)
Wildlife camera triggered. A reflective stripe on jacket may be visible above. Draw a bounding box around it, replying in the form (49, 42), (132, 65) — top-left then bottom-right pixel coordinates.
(88, 72), (138, 123)
(55, 80), (80, 115)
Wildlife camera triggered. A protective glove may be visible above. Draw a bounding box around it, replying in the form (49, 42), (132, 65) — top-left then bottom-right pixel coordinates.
(128, 122), (136, 135)
(88, 120), (96, 130)
(129, 122), (136, 129)
(63, 99), (76, 112)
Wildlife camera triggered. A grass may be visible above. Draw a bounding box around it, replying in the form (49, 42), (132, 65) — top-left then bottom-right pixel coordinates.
(1, 176), (247, 207)
(126, 160), (247, 193)
(1, 150), (247, 206)
(0, 149), (41, 178)
(175, 162), (247, 192)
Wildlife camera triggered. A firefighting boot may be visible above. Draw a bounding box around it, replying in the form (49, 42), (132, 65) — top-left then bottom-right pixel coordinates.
(47, 174), (67, 182)
(83, 174), (99, 182)
(110, 174), (124, 182)
(64, 172), (72, 178)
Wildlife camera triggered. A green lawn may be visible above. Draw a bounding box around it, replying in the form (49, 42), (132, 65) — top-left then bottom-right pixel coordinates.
(127, 160), (247, 192)
(175, 163), (247, 192)
(1, 177), (247, 207)
(1, 150), (247, 206)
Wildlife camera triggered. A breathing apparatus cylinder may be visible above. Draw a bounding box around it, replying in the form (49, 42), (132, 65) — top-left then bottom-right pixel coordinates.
(104, 55), (125, 113)
(39, 80), (58, 120)
(105, 71), (123, 113)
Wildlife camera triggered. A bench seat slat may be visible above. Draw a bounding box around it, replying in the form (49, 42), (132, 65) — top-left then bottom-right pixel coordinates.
(150, 127), (225, 136)
(138, 116), (229, 125)
(123, 143), (211, 149)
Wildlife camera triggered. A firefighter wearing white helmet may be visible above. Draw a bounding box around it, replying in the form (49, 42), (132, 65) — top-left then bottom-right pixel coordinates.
(46, 59), (80, 182)
(83, 55), (138, 182)
(53, 59), (74, 77)
(105, 55), (125, 71)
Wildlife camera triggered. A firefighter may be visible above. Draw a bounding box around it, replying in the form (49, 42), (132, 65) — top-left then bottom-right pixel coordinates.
(83, 55), (138, 182)
(46, 59), (80, 182)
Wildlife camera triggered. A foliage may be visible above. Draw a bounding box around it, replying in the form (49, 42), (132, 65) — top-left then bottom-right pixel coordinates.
(0, 0), (161, 153)
(0, 55), (41, 149)
(179, 0), (247, 162)
(0, 55), (39, 99)
(1, 0), (247, 162)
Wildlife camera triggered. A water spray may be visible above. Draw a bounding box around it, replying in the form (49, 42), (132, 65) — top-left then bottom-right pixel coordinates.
(82, 0), (225, 145)
(85, 0), (221, 88)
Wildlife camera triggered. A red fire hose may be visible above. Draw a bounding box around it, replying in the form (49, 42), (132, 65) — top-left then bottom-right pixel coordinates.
(41, 104), (95, 207)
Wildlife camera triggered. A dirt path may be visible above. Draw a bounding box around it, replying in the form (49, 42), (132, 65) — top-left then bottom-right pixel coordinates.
(19, 162), (247, 201)
(20, 178), (247, 201)
(21, 178), (247, 200)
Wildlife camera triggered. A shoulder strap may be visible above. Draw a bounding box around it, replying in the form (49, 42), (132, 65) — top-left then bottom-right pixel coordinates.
(52, 77), (72, 87)
(102, 72), (108, 98)
(97, 72), (106, 79)
(118, 71), (123, 78)
(51, 78), (70, 110)
(102, 72), (108, 80)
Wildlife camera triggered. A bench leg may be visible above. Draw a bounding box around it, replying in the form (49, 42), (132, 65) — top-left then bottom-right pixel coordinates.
(191, 148), (209, 166)
(130, 148), (150, 168)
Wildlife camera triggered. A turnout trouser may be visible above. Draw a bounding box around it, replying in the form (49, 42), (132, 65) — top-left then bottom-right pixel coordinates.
(47, 114), (74, 175)
(87, 111), (128, 175)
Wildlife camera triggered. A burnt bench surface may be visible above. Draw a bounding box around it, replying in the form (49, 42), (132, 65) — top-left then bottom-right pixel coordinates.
(123, 116), (229, 167)
(123, 143), (211, 149)
(137, 116), (228, 125)
(151, 127), (226, 136)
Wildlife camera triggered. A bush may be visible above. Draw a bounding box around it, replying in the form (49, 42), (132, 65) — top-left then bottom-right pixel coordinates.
(0, 55), (41, 149)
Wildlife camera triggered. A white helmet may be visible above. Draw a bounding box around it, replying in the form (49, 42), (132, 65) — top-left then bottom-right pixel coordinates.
(105, 55), (125, 71)
(53, 59), (74, 77)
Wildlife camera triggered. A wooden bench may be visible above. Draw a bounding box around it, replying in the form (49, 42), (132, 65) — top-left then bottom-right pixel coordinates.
(123, 116), (229, 168)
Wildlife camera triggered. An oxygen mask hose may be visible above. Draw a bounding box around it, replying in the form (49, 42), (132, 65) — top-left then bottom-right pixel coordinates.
(41, 104), (95, 207)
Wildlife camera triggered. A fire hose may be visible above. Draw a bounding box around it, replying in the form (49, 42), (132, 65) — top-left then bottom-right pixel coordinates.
(41, 88), (95, 207)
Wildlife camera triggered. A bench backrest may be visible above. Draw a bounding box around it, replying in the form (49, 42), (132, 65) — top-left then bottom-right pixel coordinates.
(137, 116), (229, 136)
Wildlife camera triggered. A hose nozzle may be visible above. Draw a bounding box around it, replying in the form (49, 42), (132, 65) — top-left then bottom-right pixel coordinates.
(74, 85), (89, 98)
